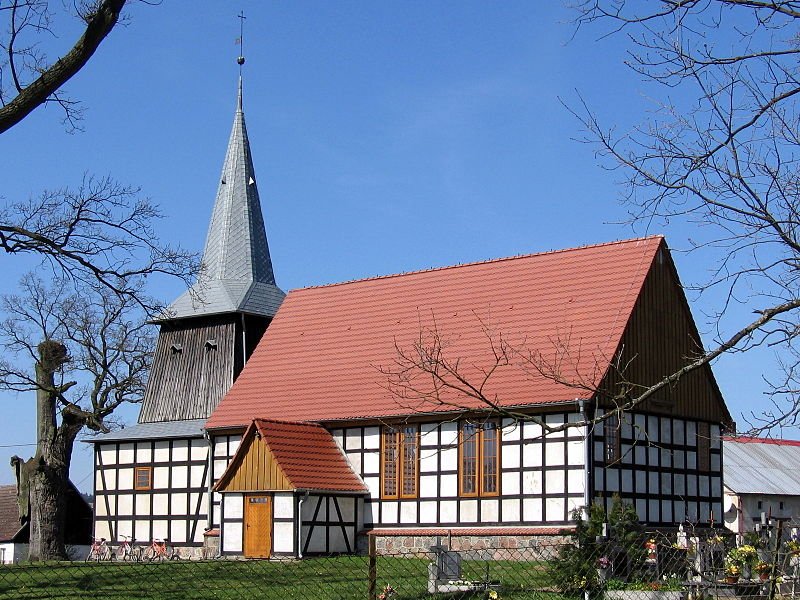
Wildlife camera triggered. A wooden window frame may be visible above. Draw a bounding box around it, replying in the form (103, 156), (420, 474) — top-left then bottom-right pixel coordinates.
(459, 420), (500, 498)
(380, 425), (419, 499)
(134, 466), (153, 491)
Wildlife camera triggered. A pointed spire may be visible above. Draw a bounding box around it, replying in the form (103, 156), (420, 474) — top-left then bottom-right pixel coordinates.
(164, 77), (285, 321)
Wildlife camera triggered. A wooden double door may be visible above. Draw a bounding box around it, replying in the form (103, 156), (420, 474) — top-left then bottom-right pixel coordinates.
(244, 494), (272, 558)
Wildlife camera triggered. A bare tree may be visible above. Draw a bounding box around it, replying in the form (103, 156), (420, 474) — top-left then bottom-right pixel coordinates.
(0, 274), (153, 560)
(0, 0), (127, 134)
(563, 1), (800, 432)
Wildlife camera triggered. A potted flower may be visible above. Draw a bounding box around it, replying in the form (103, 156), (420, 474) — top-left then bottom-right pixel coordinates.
(755, 562), (772, 581)
(597, 556), (611, 582)
(725, 564), (741, 584)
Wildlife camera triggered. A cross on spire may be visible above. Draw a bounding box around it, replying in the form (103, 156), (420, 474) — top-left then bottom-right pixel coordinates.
(237, 11), (246, 72)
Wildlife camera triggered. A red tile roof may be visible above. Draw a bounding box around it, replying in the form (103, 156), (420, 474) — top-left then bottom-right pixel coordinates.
(207, 237), (664, 429)
(0, 485), (24, 542)
(255, 419), (367, 492)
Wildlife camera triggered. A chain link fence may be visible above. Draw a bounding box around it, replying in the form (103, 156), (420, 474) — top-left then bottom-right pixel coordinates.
(2, 519), (800, 599)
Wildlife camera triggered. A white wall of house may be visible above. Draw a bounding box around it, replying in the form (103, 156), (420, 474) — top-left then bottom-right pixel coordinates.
(724, 491), (800, 537)
(0, 543), (89, 563)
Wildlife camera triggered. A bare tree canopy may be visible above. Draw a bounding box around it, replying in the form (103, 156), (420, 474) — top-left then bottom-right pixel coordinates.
(564, 0), (800, 432)
(0, 274), (153, 559)
(0, 0), (126, 134)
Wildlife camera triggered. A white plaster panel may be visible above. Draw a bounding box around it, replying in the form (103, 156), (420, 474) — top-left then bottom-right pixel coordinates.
(224, 494), (244, 520)
(523, 498), (543, 522)
(118, 495), (133, 516)
(660, 419), (672, 444)
(213, 460), (228, 479)
(136, 442), (153, 463)
(502, 499), (520, 522)
(95, 498), (107, 517)
(440, 501), (457, 522)
(501, 419), (521, 441)
(524, 420), (543, 441)
(662, 500), (673, 523)
(440, 448), (457, 471)
(152, 520), (168, 540)
(420, 475), (438, 498)
(152, 494), (169, 516)
(460, 500), (478, 523)
(172, 493), (188, 516)
(712, 477), (722, 497)
(213, 438), (228, 457)
(305, 526), (326, 553)
(331, 429), (343, 447)
(686, 421), (697, 446)
(673, 473), (686, 496)
(213, 505), (221, 527)
(635, 498), (646, 521)
(118, 443), (135, 464)
(699, 502), (711, 523)
(674, 500), (686, 523)
(228, 436), (241, 455)
(363, 453), (379, 475)
(673, 419), (685, 445)
(101, 469), (116, 491)
(661, 472), (672, 494)
(568, 469), (585, 494)
(687, 451), (697, 470)
(193, 527), (205, 544)
(190, 465), (205, 488)
(190, 440), (207, 461)
(420, 501), (437, 523)
(648, 499), (659, 522)
(687, 475), (698, 496)
(634, 445), (646, 465)
(223, 523), (242, 552)
(170, 522), (186, 543)
(710, 424), (721, 449)
(99, 446), (116, 468)
(545, 471), (565, 495)
(338, 497), (355, 522)
(621, 415), (633, 438)
(273, 522), (294, 553)
(345, 429), (362, 450)
(502, 446), (520, 469)
(364, 476), (380, 499)
(635, 471), (646, 494)
(502, 472), (520, 495)
(481, 499), (499, 522)
(647, 416), (659, 442)
(711, 454), (721, 472)
(400, 502), (417, 524)
(301, 496), (321, 520)
(273, 494), (294, 520)
(118, 468), (133, 491)
(440, 474), (457, 497)
(153, 467), (169, 489)
(606, 470), (619, 493)
(567, 440), (584, 465)
(171, 439), (189, 462)
(567, 497), (583, 515)
(420, 449), (438, 473)
(621, 470), (633, 493)
(545, 414), (566, 438)
(154, 441), (170, 463)
(329, 526), (347, 553)
(523, 443), (543, 467)
(673, 450), (685, 469)
(134, 494), (149, 516)
(648, 471), (658, 493)
(172, 466), (188, 489)
(420, 423), (438, 445)
(522, 470), (542, 495)
(191, 493), (208, 516)
(95, 521), (111, 540)
(363, 427), (380, 449)
(545, 497), (565, 522)
(363, 500), (375, 526)
(440, 422), (458, 446)
(660, 449), (672, 468)
(117, 520), (132, 539)
(699, 476), (710, 497)
(648, 446), (659, 466)
(381, 501), (398, 524)
(347, 452), (362, 475)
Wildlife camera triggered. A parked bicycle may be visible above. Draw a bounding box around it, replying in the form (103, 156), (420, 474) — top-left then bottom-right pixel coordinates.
(142, 538), (179, 561)
(86, 537), (111, 561)
(113, 534), (141, 562)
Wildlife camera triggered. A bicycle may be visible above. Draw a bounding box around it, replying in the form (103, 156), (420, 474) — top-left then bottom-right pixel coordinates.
(113, 534), (141, 562)
(86, 537), (112, 561)
(142, 538), (179, 561)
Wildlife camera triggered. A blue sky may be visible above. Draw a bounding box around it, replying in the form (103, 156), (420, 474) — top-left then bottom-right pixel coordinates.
(0, 2), (782, 491)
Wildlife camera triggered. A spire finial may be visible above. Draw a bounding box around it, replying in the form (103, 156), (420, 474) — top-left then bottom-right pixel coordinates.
(236, 11), (246, 73)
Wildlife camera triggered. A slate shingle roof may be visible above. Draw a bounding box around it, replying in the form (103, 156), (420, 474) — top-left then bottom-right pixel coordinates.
(206, 236), (664, 428)
(0, 485), (23, 542)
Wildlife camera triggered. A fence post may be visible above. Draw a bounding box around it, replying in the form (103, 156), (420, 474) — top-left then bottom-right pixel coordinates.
(768, 519), (784, 600)
(368, 534), (377, 600)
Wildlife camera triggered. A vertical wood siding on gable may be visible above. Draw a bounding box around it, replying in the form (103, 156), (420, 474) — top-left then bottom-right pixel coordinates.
(217, 436), (293, 492)
(139, 317), (237, 423)
(601, 247), (728, 424)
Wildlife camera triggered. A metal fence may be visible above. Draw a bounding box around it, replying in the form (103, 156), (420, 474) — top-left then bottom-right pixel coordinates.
(2, 521), (800, 599)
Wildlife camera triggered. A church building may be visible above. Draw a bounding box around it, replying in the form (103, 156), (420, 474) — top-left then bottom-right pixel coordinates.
(91, 69), (733, 560)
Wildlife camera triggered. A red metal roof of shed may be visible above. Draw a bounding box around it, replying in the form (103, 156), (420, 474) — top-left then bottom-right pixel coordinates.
(207, 237), (663, 429)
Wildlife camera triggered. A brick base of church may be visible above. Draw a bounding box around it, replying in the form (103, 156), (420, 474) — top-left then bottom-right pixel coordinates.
(358, 527), (572, 559)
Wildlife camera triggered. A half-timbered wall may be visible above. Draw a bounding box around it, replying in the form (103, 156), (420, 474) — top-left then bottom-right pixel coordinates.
(211, 434), (242, 527)
(333, 412), (588, 528)
(94, 436), (209, 547)
(592, 412), (723, 525)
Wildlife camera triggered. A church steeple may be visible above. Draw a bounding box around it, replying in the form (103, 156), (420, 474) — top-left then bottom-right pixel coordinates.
(165, 77), (285, 320)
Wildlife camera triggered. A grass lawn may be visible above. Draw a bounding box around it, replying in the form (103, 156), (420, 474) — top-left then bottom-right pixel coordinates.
(0, 556), (570, 599)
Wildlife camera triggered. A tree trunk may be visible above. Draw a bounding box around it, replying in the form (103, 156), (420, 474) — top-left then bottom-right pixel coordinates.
(22, 340), (81, 561)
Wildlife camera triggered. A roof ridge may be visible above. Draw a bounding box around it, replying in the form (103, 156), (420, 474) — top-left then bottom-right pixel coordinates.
(724, 435), (800, 447)
(254, 417), (322, 428)
(293, 235), (664, 293)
